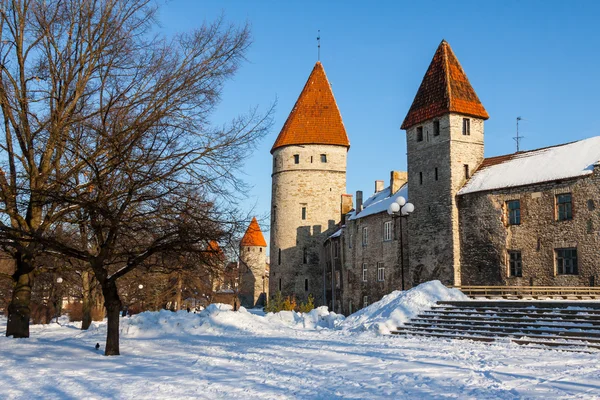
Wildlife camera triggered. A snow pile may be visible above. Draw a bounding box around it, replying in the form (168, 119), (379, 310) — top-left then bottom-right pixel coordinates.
(265, 306), (344, 330)
(340, 280), (468, 334)
(120, 304), (344, 338)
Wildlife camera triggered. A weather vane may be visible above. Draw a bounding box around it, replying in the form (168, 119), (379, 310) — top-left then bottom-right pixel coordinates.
(317, 30), (321, 61)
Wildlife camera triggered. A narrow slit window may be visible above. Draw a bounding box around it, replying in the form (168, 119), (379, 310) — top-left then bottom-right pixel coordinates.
(301, 206), (307, 220)
(433, 120), (440, 136)
(417, 126), (423, 142)
(294, 154), (300, 164)
(304, 278), (309, 292)
(464, 164), (470, 179)
(462, 118), (470, 135)
(278, 248), (281, 265)
(419, 172), (423, 185)
(435, 167), (438, 181)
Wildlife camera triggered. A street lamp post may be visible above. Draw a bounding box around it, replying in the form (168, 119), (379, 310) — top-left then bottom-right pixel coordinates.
(55, 277), (63, 324)
(387, 196), (415, 291)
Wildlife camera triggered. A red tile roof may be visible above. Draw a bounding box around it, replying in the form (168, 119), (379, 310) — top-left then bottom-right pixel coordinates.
(401, 40), (489, 130)
(271, 62), (350, 153)
(240, 217), (267, 247)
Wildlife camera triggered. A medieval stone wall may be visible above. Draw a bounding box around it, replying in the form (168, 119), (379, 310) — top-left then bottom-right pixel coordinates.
(459, 167), (600, 286)
(269, 144), (347, 304)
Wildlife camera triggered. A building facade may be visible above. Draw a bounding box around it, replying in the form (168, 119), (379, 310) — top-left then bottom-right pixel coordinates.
(272, 41), (600, 315)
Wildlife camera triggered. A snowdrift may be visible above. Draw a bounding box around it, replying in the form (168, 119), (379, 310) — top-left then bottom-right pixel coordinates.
(340, 280), (468, 334)
(118, 281), (465, 337)
(119, 303), (344, 338)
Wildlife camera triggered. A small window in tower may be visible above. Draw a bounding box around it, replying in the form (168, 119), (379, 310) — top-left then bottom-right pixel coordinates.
(419, 172), (423, 185)
(310, 156), (313, 163)
(462, 118), (471, 135)
(464, 164), (470, 179)
(435, 167), (438, 181)
(417, 126), (423, 142)
(303, 247), (308, 264)
(320, 154), (327, 163)
(279, 278), (282, 291)
(301, 206), (307, 220)
(278, 248), (281, 265)
(305, 278), (309, 292)
(259, 247), (262, 252)
(433, 120), (440, 136)
(294, 154), (300, 164)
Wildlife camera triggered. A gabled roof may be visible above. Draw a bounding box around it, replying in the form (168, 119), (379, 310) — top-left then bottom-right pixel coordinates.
(401, 40), (489, 130)
(459, 136), (600, 195)
(348, 183), (408, 221)
(271, 61), (350, 153)
(241, 217), (267, 247)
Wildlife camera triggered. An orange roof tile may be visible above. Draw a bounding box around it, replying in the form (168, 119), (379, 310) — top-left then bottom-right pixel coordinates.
(401, 40), (489, 130)
(271, 62), (350, 153)
(240, 217), (267, 247)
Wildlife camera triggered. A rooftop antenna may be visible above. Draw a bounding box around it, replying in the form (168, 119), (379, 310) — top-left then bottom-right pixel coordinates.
(514, 116), (524, 152)
(317, 30), (321, 61)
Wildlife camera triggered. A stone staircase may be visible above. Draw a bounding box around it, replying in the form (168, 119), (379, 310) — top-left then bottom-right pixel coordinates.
(391, 300), (600, 351)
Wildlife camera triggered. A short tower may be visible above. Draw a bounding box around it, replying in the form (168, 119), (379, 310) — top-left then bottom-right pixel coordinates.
(239, 217), (268, 308)
(401, 40), (489, 287)
(270, 61), (350, 304)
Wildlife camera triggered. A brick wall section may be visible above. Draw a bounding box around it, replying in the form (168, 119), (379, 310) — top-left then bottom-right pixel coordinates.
(270, 144), (348, 304)
(459, 167), (600, 286)
(239, 245), (268, 307)
(405, 113), (484, 287)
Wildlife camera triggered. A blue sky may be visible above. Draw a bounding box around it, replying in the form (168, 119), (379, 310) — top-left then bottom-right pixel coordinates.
(158, 0), (600, 241)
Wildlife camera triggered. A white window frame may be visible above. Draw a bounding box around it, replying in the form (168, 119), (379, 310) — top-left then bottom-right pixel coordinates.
(377, 262), (385, 281)
(362, 227), (368, 246)
(383, 221), (393, 241)
(362, 263), (367, 282)
(363, 295), (368, 308)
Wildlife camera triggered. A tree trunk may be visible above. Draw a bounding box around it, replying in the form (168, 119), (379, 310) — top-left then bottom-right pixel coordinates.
(102, 280), (122, 356)
(81, 270), (92, 330)
(6, 257), (34, 338)
(175, 270), (182, 311)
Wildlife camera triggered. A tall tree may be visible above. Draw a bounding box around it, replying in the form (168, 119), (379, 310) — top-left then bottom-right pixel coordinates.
(0, 0), (270, 344)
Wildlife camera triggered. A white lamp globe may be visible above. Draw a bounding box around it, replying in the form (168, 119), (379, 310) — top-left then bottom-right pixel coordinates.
(56, 277), (63, 284)
(401, 202), (415, 215)
(387, 202), (400, 215)
(138, 284), (144, 289)
(395, 196), (406, 207)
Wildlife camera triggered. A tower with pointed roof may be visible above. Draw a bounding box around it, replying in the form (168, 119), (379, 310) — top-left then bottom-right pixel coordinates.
(402, 40), (488, 287)
(239, 217), (269, 308)
(270, 61), (350, 305)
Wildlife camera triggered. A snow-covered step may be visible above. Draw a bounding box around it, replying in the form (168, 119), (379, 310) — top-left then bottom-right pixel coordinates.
(423, 310), (600, 320)
(391, 330), (600, 351)
(407, 318), (600, 332)
(416, 313), (600, 325)
(397, 324), (600, 341)
(431, 306), (600, 315)
(437, 300), (600, 309)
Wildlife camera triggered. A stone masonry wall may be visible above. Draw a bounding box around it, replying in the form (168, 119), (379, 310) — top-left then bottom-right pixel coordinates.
(405, 113), (484, 287)
(270, 144), (347, 304)
(459, 167), (600, 286)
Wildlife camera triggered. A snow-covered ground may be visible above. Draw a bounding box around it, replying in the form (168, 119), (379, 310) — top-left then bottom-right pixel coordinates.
(2, 282), (600, 399)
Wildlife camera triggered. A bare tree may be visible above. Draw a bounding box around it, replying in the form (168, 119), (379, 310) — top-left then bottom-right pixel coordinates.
(0, 0), (270, 347)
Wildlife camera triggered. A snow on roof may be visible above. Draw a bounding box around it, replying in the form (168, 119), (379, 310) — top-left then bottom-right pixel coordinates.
(459, 136), (600, 195)
(348, 183), (408, 220)
(328, 228), (343, 239)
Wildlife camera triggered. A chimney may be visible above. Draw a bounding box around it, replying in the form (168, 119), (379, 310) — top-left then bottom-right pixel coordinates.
(340, 194), (353, 224)
(375, 180), (384, 193)
(356, 190), (363, 213)
(390, 170), (408, 194)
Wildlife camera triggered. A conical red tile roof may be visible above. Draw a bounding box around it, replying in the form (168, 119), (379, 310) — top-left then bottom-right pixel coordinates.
(271, 62), (350, 153)
(401, 40), (489, 130)
(241, 217), (267, 247)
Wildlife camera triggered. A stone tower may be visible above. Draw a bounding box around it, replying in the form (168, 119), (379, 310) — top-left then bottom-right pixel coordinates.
(270, 61), (350, 304)
(401, 40), (489, 287)
(239, 217), (268, 308)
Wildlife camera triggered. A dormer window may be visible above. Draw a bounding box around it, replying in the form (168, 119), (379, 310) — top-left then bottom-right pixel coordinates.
(320, 154), (327, 163)
(294, 154), (299, 164)
(417, 126), (423, 142)
(433, 120), (440, 136)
